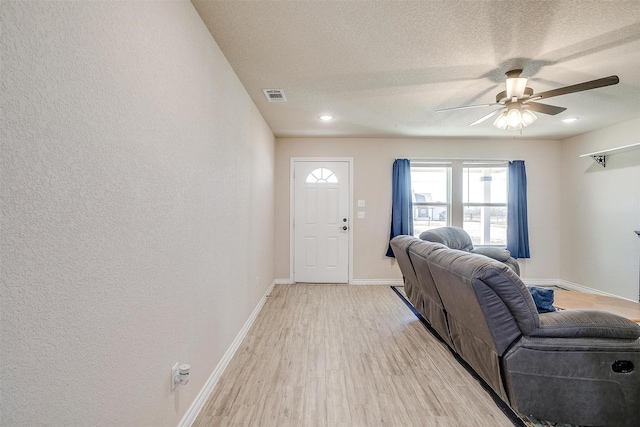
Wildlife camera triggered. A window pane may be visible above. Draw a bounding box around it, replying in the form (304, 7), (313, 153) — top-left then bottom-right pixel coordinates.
(463, 167), (507, 204)
(412, 167), (448, 203)
(463, 206), (507, 245)
(306, 168), (338, 183)
(411, 166), (449, 236)
(414, 207), (448, 237)
(463, 166), (507, 245)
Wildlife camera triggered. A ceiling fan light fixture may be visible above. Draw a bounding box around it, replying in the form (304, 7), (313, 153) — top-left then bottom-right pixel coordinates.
(493, 110), (509, 130)
(506, 77), (528, 98)
(441, 72), (619, 132)
(521, 109), (537, 127)
(506, 107), (522, 128)
(492, 104), (536, 130)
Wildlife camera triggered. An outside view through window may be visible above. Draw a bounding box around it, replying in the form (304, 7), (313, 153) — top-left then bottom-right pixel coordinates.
(463, 166), (507, 245)
(411, 163), (508, 246)
(411, 166), (449, 236)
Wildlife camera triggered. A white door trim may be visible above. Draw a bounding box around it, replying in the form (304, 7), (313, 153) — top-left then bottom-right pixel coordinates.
(290, 157), (354, 284)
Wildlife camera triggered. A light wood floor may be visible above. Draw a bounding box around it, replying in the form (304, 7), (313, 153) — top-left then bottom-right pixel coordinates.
(193, 284), (517, 427)
(554, 289), (640, 322)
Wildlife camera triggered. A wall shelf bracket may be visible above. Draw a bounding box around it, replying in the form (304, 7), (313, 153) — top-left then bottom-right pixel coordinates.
(579, 142), (640, 167)
(590, 155), (607, 167)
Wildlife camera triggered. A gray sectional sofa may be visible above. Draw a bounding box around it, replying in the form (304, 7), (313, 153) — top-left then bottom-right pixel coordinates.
(390, 234), (640, 427)
(419, 226), (521, 275)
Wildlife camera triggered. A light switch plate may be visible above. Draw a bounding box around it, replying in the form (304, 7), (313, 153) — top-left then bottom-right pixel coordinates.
(357, 200), (365, 207)
(358, 211), (365, 218)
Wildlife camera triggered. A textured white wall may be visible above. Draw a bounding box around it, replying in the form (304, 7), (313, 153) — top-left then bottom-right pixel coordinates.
(560, 118), (640, 300)
(275, 137), (562, 282)
(1, 1), (274, 426)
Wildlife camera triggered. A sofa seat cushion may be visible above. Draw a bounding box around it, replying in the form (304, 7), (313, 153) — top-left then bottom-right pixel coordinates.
(529, 310), (640, 339)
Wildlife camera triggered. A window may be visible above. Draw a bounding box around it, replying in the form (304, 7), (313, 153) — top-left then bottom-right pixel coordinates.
(410, 163), (450, 237)
(463, 164), (507, 245)
(306, 168), (338, 183)
(411, 160), (508, 246)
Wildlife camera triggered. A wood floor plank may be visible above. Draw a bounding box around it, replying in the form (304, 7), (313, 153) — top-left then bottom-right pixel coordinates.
(192, 284), (516, 427)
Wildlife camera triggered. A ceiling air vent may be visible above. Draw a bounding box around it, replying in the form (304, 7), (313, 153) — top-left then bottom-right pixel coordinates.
(263, 89), (287, 102)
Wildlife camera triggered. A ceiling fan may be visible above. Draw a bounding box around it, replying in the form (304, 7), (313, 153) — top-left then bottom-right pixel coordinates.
(436, 69), (619, 130)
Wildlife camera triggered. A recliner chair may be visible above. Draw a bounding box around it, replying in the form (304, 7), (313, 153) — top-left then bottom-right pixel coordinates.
(419, 226), (520, 275)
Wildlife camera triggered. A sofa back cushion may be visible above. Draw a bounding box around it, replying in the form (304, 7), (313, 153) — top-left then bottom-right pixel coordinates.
(424, 245), (540, 401)
(406, 239), (448, 306)
(472, 260), (540, 337)
(389, 236), (421, 302)
(425, 246), (539, 355)
(424, 246), (514, 399)
(419, 226), (474, 252)
(406, 239), (454, 348)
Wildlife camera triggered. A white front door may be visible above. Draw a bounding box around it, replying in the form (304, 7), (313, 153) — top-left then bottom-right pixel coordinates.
(293, 160), (350, 283)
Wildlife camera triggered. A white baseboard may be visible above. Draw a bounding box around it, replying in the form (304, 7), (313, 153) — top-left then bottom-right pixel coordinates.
(521, 278), (561, 287)
(177, 280), (276, 427)
(349, 279), (404, 286)
(520, 278), (638, 303)
(557, 279), (638, 303)
(275, 278), (404, 286)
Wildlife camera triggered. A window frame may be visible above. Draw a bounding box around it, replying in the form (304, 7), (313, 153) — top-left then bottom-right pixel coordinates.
(410, 159), (509, 247)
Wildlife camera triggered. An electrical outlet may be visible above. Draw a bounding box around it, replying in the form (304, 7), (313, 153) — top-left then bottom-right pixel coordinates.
(358, 211), (365, 218)
(171, 363), (179, 391)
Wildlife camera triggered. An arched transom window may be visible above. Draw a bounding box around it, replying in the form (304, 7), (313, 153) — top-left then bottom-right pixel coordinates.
(306, 168), (338, 183)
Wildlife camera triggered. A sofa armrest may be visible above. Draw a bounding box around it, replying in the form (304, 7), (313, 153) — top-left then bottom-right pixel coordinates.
(527, 309), (640, 340)
(471, 247), (511, 262)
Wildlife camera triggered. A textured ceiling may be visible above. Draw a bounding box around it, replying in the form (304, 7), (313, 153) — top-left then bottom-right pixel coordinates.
(192, 0), (640, 139)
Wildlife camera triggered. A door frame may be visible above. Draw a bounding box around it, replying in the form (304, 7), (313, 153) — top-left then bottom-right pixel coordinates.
(290, 157), (354, 284)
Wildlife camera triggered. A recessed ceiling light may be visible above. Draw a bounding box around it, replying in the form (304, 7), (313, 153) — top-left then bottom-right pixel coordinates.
(562, 117), (579, 123)
(318, 115), (334, 121)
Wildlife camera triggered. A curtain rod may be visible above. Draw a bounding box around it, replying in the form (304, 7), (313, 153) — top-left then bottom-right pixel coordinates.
(395, 157), (515, 162)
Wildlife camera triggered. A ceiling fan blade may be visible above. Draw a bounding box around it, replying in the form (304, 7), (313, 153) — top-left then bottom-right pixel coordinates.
(470, 108), (503, 126)
(525, 102), (567, 115)
(436, 103), (498, 113)
(530, 75), (619, 101)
